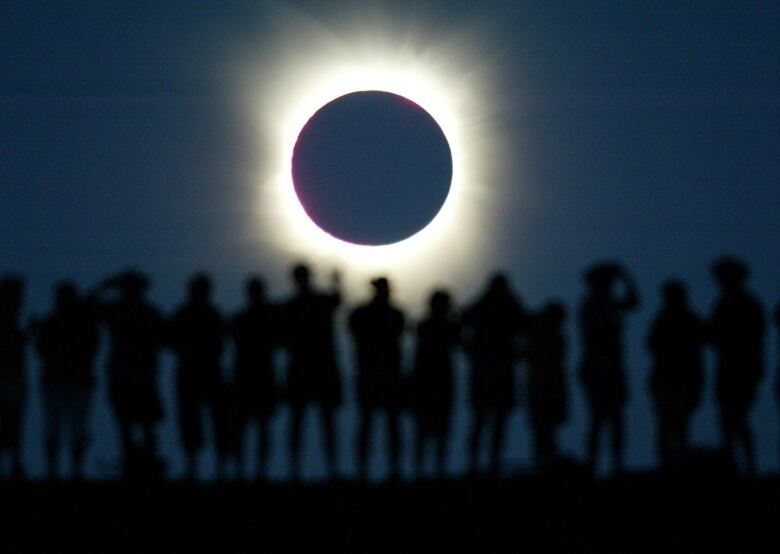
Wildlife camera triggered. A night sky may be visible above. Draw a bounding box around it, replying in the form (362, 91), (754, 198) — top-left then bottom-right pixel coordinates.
(1, 1), (779, 478)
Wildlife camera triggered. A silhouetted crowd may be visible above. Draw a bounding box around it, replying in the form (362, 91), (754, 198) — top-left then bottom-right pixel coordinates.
(0, 257), (776, 481)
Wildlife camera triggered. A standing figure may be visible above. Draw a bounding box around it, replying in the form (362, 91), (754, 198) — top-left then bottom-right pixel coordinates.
(230, 276), (278, 480)
(0, 276), (26, 479)
(579, 262), (639, 475)
(36, 281), (100, 479)
(412, 289), (459, 478)
(93, 270), (166, 478)
(349, 277), (405, 481)
(462, 273), (525, 476)
(710, 257), (764, 475)
(646, 280), (706, 468)
(279, 264), (342, 480)
(776, 303), (780, 466)
(169, 273), (226, 480)
(525, 301), (568, 471)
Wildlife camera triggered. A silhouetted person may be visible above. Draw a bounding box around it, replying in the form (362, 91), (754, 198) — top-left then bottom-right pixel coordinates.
(169, 273), (226, 480)
(462, 273), (525, 476)
(646, 280), (705, 469)
(92, 270), (165, 478)
(349, 277), (405, 481)
(36, 281), (100, 479)
(579, 262), (638, 475)
(525, 301), (568, 471)
(710, 257), (764, 475)
(229, 276), (278, 480)
(776, 303), (780, 466)
(279, 264), (342, 480)
(412, 289), (458, 478)
(0, 276), (26, 479)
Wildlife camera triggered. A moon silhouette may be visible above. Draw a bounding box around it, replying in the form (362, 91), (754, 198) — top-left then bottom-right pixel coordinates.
(291, 91), (453, 246)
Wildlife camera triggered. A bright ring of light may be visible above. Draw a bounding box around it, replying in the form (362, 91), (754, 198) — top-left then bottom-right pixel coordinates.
(247, 14), (503, 289)
(291, 89), (454, 246)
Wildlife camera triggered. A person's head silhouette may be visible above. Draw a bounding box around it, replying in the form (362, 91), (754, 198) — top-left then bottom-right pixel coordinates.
(429, 289), (451, 316)
(292, 263), (311, 292)
(188, 273), (212, 304)
(662, 279), (687, 308)
(55, 280), (78, 311)
(370, 277), (391, 303)
(246, 276), (266, 305)
(584, 262), (620, 295)
(485, 272), (510, 300)
(115, 269), (149, 303)
(542, 300), (566, 325)
(0, 276), (24, 321)
(711, 257), (748, 291)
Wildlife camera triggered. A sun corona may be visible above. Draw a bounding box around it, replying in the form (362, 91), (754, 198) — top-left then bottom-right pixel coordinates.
(246, 10), (503, 290)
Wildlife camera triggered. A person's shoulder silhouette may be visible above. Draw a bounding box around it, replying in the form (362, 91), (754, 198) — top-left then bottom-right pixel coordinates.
(647, 280), (706, 370)
(170, 273), (224, 366)
(775, 303), (780, 397)
(231, 276), (277, 370)
(348, 277), (405, 366)
(579, 261), (639, 370)
(709, 257), (765, 391)
(646, 280), (706, 466)
(280, 263), (340, 358)
(97, 269), (166, 370)
(415, 289), (459, 371)
(37, 281), (100, 386)
(709, 256), (764, 475)
(461, 272), (524, 359)
(710, 257), (765, 370)
(0, 275), (27, 479)
(0, 276), (26, 381)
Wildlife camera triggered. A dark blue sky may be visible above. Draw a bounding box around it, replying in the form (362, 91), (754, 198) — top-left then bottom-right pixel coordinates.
(1, 1), (779, 477)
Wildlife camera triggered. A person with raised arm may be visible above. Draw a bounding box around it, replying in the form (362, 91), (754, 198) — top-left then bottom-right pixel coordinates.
(579, 262), (639, 476)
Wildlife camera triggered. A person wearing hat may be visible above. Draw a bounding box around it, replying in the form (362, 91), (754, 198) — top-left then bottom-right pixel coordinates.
(709, 257), (764, 475)
(0, 276), (27, 479)
(91, 269), (166, 478)
(461, 272), (525, 477)
(348, 276), (406, 481)
(579, 261), (639, 476)
(278, 263), (342, 480)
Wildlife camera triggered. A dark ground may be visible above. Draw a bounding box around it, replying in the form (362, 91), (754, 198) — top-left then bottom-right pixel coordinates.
(1, 470), (778, 553)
